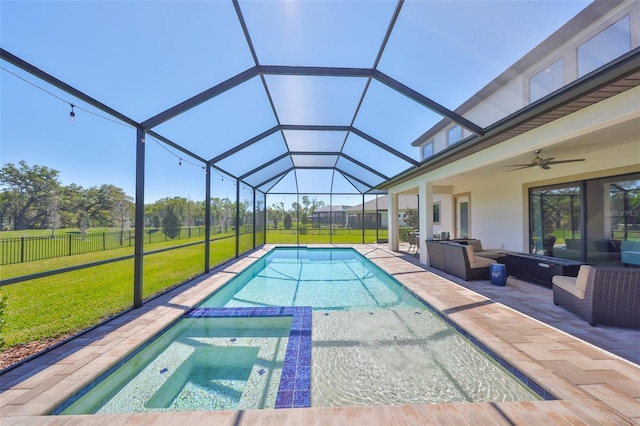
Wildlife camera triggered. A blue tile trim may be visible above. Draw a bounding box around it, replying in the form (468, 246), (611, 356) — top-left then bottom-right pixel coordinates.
(184, 305), (312, 408)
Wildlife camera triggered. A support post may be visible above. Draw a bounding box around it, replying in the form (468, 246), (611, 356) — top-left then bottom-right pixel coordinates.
(133, 128), (145, 308)
(204, 164), (211, 272)
(388, 192), (399, 252)
(362, 194), (365, 243)
(419, 182), (433, 265)
(236, 179), (240, 258)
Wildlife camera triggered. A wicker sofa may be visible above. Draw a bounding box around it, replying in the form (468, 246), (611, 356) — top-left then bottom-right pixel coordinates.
(425, 240), (496, 281)
(453, 239), (506, 261)
(552, 265), (640, 328)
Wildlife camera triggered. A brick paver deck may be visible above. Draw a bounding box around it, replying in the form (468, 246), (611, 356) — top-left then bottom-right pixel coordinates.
(1, 244), (638, 425)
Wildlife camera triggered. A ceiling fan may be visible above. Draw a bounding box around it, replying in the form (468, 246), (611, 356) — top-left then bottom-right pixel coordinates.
(505, 150), (585, 171)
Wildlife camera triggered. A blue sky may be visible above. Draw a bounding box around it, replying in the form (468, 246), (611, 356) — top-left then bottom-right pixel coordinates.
(1, 0), (591, 203)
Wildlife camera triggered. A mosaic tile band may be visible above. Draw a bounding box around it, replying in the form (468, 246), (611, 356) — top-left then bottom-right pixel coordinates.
(185, 306), (312, 408)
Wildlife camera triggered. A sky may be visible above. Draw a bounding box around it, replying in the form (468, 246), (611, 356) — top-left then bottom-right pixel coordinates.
(0, 0), (591, 204)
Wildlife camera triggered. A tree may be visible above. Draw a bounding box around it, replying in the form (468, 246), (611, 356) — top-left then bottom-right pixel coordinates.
(0, 161), (61, 230)
(268, 202), (285, 226)
(222, 198), (235, 233)
(112, 191), (134, 244)
(0, 192), (12, 231)
(404, 206), (419, 230)
(209, 197), (223, 229)
(283, 213), (292, 230)
(309, 197), (324, 216)
(46, 194), (62, 236)
(302, 195), (311, 212)
(162, 205), (181, 238)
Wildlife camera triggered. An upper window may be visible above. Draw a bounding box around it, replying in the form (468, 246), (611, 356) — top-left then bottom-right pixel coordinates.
(447, 125), (462, 146)
(422, 140), (434, 160)
(529, 59), (564, 103)
(578, 15), (631, 77)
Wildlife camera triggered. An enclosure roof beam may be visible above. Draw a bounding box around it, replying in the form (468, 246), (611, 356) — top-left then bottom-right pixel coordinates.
(373, 70), (485, 136)
(209, 126), (281, 164)
(239, 152), (291, 181)
(350, 127), (419, 166)
(258, 65), (373, 78)
(287, 152), (389, 180)
(146, 130), (208, 164)
(255, 167), (294, 190)
(1, 48), (140, 129)
(141, 66), (259, 129)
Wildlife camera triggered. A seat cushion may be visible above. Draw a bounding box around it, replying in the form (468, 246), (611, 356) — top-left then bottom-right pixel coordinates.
(574, 265), (592, 292)
(552, 275), (585, 299)
(467, 240), (483, 252)
(464, 245), (476, 263)
(469, 256), (495, 269)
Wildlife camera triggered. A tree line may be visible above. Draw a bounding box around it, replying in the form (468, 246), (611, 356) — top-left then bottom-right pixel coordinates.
(0, 161), (256, 238)
(267, 196), (325, 229)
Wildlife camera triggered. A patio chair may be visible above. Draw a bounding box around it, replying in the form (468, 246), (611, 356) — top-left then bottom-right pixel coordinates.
(407, 233), (419, 256)
(552, 265), (640, 328)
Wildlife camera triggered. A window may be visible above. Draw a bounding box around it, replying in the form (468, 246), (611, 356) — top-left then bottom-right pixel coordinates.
(433, 202), (441, 225)
(578, 15), (631, 77)
(422, 140), (434, 160)
(529, 59), (564, 103)
(447, 125), (462, 146)
(528, 173), (639, 266)
(530, 184), (581, 257)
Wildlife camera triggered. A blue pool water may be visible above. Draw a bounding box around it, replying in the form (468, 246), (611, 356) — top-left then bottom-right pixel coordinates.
(56, 247), (544, 414)
(59, 315), (297, 414)
(198, 247), (425, 311)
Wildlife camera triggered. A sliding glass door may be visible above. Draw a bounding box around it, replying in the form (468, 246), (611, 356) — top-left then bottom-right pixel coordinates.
(529, 172), (639, 266)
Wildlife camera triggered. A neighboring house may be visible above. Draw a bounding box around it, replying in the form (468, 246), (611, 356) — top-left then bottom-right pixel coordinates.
(309, 205), (351, 228)
(382, 0), (640, 268)
(346, 195), (422, 229)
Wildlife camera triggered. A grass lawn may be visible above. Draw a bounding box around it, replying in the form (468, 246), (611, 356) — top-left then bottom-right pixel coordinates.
(267, 228), (386, 244)
(0, 228), (391, 352)
(0, 237), (242, 349)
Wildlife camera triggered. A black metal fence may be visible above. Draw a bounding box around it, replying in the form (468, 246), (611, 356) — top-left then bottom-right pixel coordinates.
(0, 227), (211, 265)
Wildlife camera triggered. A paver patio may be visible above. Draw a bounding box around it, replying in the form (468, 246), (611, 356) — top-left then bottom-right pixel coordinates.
(1, 244), (638, 425)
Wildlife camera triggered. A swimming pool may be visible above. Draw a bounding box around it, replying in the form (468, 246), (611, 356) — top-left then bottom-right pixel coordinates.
(55, 247), (544, 414)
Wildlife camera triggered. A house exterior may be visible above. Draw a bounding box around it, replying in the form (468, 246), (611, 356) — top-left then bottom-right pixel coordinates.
(382, 0), (640, 268)
(309, 205), (351, 228)
(346, 195), (422, 229)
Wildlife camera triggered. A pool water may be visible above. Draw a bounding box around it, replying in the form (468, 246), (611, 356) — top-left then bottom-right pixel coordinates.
(313, 310), (534, 406)
(56, 247), (542, 414)
(200, 248), (540, 406)
(199, 247), (425, 311)
(60, 317), (291, 414)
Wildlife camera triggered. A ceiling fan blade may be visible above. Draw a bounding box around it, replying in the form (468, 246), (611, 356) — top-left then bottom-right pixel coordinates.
(506, 165), (532, 172)
(505, 163), (533, 168)
(541, 164), (551, 170)
(546, 159), (585, 165)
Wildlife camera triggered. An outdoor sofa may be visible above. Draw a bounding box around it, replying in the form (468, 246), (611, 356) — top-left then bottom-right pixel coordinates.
(552, 265), (640, 328)
(425, 240), (496, 281)
(453, 239), (506, 261)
